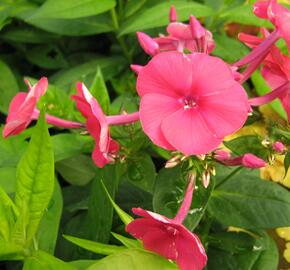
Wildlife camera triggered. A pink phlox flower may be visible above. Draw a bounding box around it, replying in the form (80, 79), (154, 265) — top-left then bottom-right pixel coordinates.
(3, 77), (48, 138)
(126, 180), (207, 270)
(136, 51), (249, 155)
(72, 82), (119, 168)
(253, 0), (290, 51)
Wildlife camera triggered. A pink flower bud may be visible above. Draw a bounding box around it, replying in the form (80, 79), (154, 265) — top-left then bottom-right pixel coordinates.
(273, 141), (285, 153)
(241, 153), (266, 168)
(189, 15), (205, 39)
(169, 6), (177, 22)
(136, 32), (159, 56)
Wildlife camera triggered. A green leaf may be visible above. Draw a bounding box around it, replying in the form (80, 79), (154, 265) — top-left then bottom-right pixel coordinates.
(1, 25), (58, 44)
(85, 165), (122, 245)
(14, 110), (54, 245)
(101, 179), (134, 226)
(23, 250), (77, 270)
(212, 34), (249, 63)
(24, 13), (114, 36)
(124, 154), (156, 193)
(251, 70), (287, 120)
(36, 179), (63, 254)
(0, 241), (24, 261)
(0, 127), (28, 167)
(0, 167), (16, 194)
(208, 172), (290, 229)
(153, 166), (213, 230)
(52, 134), (93, 162)
(87, 249), (178, 270)
(284, 151), (290, 177)
(0, 59), (19, 113)
(29, 0), (116, 19)
(111, 232), (141, 249)
(90, 67), (110, 114)
(50, 56), (125, 88)
(56, 154), (96, 186)
(220, 4), (272, 27)
(119, 1), (213, 35)
(63, 235), (126, 255)
(0, 186), (18, 242)
(69, 260), (95, 270)
(223, 135), (268, 160)
(25, 44), (68, 69)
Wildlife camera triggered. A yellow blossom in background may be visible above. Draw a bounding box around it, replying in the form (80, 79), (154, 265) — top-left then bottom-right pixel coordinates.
(284, 243), (290, 264)
(277, 228), (290, 242)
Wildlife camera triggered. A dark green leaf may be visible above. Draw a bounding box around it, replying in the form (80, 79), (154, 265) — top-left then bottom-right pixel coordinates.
(0, 59), (19, 113)
(36, 180), (63, 254)
(119, 1), (213, 35)
(29, 0), (116, 19)
(208, 172), (290, 229)
(284, 151), (290, 177)
(153, 166), (213, 230)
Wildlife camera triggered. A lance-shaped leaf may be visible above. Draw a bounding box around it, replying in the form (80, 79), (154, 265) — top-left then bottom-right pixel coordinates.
(14, 109), (54, 246)
(63, 235), (126, 255)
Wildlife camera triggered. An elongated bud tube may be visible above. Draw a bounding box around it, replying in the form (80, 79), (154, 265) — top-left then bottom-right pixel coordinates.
(136, 32), (160, 56)
(169, 6), (177, 22)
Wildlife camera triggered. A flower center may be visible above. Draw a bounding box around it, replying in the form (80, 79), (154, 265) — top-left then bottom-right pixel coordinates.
(183, 98), (196, 109)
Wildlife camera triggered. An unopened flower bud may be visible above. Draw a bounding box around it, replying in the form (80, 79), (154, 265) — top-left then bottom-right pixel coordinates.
(202, 170), (210, 188)
(136, 32), (159, 56)
(242, 153), (266, 168)
(169, 6), (177, 22)
(214, 150), (231, 161)
(262, 139), (271, 147)
(189, 15), (205, 39)
(272, 141), (285, 153)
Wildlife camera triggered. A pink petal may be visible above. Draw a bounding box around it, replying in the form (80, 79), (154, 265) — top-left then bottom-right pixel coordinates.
(167, 22), (192, 39)
(276, 12), (290, 51)
(142, 227), (178, 260)
(280, 91), (290, 121)
(137, 32), (159, 56)
(253, 1), (269, 19)
(139, 93), (180, 150)
(26, 77), (48, 100)
(3, 97), (36, 138)
(262, 65), (287, 90)
(132, 208), (173, 224)
(126, 218), (163, 240)
(136, 52), (193, 98)
(161, 108), (222, 155)
(92, 143), (110, 168)
(176, 227), (207, 270)
(198, 85), (249, 138)
(73, 82), (93, 118)
(6, 92), (27, 122)
(188, 54), (235, 97)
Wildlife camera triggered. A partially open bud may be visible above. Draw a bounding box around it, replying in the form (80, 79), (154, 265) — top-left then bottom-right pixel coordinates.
(189, 15), (205, 39)
(165, 155), (181, 168)
(272, 141), (285, 153)
(241, 153), (266, 168)
(136, 32), (160, 56)
(202, 170), (211, 188)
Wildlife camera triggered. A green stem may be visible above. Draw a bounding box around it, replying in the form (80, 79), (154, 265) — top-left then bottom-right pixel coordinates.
(215, 166), (242, 188)
(110, 8), (132, 62)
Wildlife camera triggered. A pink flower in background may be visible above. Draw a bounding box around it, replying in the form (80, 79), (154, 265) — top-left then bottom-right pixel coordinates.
(126, 179), (207, 270)
(136, 6), (215, 55)
(72, 83), (139, 167)
(136, 52), (249, 155)
(253, 0), (290, 51)
(248, 47), (290, 120)
(3, 77), (48, 138)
